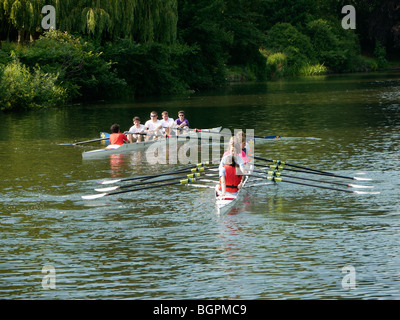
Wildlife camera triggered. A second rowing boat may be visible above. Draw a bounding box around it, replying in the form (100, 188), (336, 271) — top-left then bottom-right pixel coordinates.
(82, 127), (222, 159)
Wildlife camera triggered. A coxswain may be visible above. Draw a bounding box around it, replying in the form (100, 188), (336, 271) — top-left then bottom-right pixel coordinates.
(109, 123), (128, 145)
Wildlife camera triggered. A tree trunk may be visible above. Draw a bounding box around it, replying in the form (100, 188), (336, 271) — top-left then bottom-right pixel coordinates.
(17, 29), (24, 44)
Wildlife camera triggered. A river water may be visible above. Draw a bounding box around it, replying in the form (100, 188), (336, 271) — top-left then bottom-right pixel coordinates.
(1, 72), (399, 299)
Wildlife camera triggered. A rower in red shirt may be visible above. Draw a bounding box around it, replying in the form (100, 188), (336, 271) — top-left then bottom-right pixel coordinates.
(109, 123), (128, 145)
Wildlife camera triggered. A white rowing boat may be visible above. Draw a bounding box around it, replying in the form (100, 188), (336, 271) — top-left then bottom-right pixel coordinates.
(215, 138), (256, 214)
(215, 175), (250, 214)
(214, 174), (276, 214)
(82, 127), (222, 159)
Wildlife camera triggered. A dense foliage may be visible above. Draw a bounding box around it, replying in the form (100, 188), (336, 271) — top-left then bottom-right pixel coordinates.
(0, 0), (398, 111)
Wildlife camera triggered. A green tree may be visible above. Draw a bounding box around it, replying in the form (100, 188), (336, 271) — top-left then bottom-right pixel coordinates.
(1, 0), (178, 44)
(103, 39), (194, 96)
(0, 0), (45, 42)
(223, 0), (267, 79)
(178, 0), (233, 89)
(0, 51), (67, 111)
(17, 29), (126, 100)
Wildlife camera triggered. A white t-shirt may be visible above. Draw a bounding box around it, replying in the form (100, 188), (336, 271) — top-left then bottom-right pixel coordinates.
(144, 119), (162, 131)
(129, 124), (145, 134)
(160, 118), (175, 129)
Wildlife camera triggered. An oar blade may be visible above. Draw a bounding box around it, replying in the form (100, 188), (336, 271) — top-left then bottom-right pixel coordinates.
(95, 186), (119, 192)
(353, 191), (380, 195)
(98, 179), (122, 185)
(57, 143), (74, 146)
(82, 193), (108, 200)
(354, 177), (374, 181)
(349, 184), (374, 189)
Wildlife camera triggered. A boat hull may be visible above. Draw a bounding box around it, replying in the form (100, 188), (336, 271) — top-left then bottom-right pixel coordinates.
(215, 175), (249, 214)
(82, 139), (165, 159)
(82, 127), (222, 159)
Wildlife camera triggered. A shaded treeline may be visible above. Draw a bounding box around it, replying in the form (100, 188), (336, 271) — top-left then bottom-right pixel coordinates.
(0, 0), (398, 111)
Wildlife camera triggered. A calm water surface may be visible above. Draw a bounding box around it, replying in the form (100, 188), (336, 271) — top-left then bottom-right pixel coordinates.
(1, 72), (400, 299)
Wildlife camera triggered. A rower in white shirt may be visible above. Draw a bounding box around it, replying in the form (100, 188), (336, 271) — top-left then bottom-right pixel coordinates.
(144, 111), (162, 141)
(160, 111), (175, 135)
(126, 116), (145, 143)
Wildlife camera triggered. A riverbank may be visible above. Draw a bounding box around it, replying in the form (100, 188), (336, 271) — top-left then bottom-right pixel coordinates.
(0, 29), (393, 112)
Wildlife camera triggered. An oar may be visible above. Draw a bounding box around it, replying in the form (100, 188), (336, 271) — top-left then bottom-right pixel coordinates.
(82, 175), (217, 200)
(254, 135), (281, 140)
(253, 156), (344, 175)
(98, 161), (217, 185)
(254, 170), (373, 189)
(254, 163), (372, 181)
(104, 130), (221, 142)
(102, 131), (154, 136)
(140, 165), (218, 182)
(58, 137), (110, 146)
(95, 171), (217, 192)
(249, 174), (379, 195)
(102, 131), (171, 139)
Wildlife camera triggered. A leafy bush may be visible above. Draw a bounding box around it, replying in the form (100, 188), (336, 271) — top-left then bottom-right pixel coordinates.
(0, 52), (67, 111)
(266, 23), (315, 62)
(103, 39), (195, 96)
(14, 29), (126, 100)
(374, 41), (389, 69)
(264, 51), (287, 78)
(299, 63), (328, 76)
(306, 19), (362, 72)
(0, 47), (11, 65)
(264, 20), (364, 75)
(265, 23), (317, 77)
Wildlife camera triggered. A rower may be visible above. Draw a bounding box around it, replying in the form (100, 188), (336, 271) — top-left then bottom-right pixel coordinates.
(109, 123), (128, 145)
(175, 110), (189, 135)
(234, 130), (250, 164)
(160, 111), (175, 135)
(215, 140), (246, 199)
(126, 116), (145, 143)
(222, 134), (250, 164)
(144, 111), (162, 141)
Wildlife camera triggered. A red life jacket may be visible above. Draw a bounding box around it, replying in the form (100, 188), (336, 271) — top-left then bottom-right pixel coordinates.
(219, 165), (242, 193)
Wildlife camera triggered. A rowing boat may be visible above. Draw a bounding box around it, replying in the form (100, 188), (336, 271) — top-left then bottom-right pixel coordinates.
(215, 175), (250, 214)
(82, 138), (163, 159)
(215, 138), (255, 214)
(82, 127), (222, 159)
